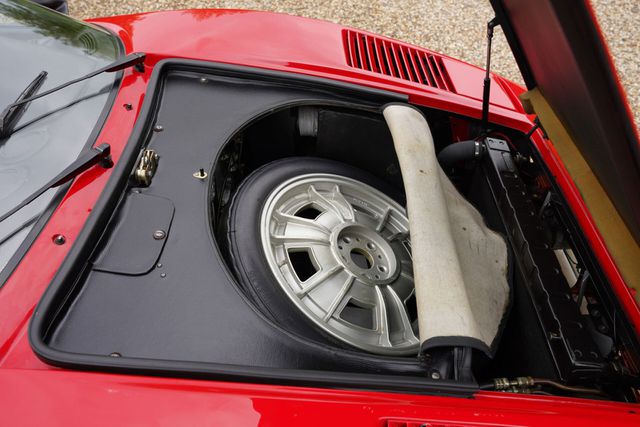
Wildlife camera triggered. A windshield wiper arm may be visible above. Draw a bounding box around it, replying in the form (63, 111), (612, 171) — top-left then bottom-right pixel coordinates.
(0, 71), (48, 138)
(0, 143), (113, 224)
(0, 52), (145, 138)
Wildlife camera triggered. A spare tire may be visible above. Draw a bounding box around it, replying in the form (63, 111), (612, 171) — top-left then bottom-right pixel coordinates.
(224, 157), (420, 356)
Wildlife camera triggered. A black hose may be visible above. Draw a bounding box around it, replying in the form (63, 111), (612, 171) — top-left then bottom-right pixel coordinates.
(437, 140), (482, 170)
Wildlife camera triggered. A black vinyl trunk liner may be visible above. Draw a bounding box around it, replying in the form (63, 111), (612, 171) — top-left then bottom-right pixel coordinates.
(29, 60), (476, 395)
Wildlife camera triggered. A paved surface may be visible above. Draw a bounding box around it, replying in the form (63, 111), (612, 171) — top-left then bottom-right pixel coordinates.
(69, 0), (639, 128)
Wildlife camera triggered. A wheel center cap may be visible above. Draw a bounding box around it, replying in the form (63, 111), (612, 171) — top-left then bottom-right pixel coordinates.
(332, 223), (399, 285)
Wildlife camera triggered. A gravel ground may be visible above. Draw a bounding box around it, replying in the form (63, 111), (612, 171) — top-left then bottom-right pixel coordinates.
(69, 0), (639, 128)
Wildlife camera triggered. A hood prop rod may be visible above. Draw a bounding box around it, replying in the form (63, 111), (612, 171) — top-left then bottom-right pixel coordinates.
(481, 17), (500, 133)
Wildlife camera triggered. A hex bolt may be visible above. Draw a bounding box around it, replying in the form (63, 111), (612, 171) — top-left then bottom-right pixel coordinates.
(153, 230), (166, 240)
(53, 234), (66, 245)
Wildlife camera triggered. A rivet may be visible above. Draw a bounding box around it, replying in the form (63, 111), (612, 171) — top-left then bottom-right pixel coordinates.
(430, 371), (441, 380)
(53, 234), (66, 245)
(123, 103), (133, 110)
(109, 352), (121, 358)
(160, 273), (167, 278)
(200, 77), (208, 83)
(153, 230), (166, 240)
(156, 263), (163, 268)
(154, 124), (164, 132)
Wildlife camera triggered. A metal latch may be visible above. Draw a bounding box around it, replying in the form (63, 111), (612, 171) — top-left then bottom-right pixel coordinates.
(134, 149), (159, 186)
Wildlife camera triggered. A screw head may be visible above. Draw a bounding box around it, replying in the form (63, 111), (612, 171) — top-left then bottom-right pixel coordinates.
(153, 230), (166, 240)
(53, 234), (66, 245)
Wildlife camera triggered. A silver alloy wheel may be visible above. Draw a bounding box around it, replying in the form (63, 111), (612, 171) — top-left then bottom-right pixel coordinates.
(260, 174), (419, 355)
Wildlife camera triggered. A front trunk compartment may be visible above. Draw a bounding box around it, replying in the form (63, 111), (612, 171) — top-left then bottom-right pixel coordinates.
(29, 60), (639, 401)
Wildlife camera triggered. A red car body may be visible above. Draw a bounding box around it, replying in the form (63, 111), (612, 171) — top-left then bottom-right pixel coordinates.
(0, 6), (638, 426)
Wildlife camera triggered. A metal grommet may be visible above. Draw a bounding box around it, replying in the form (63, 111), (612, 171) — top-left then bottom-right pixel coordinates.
(193, 168), (208, 180)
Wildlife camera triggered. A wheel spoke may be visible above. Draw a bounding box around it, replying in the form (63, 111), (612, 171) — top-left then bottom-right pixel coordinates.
(270, 233), (330, 246)
(376, 207), (391, 232)
(387, 287), (420, 344)
(323, 274), (355, 321)
(328, 185), (355, 221)
(270, 211), (331, 247)
(274, 210), (330, 234)
(296, 264), (343, 296)
(374, 285), (392, 347)
(307, 185), (354, 222)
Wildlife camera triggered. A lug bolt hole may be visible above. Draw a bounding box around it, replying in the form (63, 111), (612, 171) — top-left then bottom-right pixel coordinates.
(342, 237), (351, 244)
(378, 266), (387, 273)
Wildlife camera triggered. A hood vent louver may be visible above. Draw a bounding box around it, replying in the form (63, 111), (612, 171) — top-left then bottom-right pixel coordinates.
(344, 30), (454, 92)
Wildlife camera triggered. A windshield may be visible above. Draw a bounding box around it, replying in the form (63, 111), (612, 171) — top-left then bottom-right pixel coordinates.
(0, 0), (119, 275)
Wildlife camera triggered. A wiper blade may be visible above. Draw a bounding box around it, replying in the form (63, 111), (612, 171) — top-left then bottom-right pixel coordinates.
(0, 143), (113, 224)
(0, 52), (145, 138)
(0, 71), (48, 138)
(9, 52), (145, 108)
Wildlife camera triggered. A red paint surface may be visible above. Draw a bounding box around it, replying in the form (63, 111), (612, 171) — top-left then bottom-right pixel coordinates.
(0, 8), (637, 424)
(1, 369), (639, 426)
